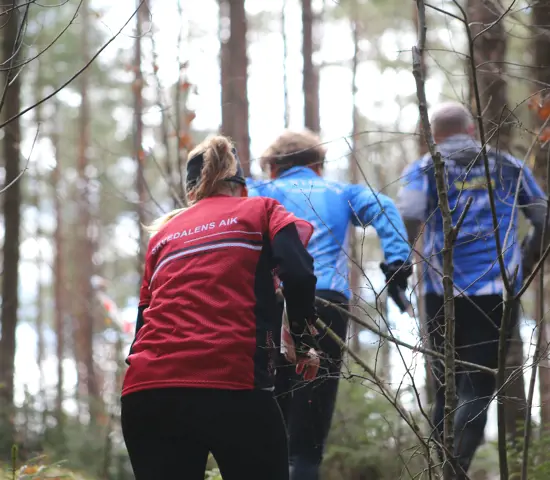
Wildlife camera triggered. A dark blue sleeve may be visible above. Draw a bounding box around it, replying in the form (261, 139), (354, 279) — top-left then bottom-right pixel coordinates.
(346, 183), (411, 264)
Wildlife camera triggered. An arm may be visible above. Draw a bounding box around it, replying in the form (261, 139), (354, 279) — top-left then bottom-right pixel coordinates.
(347, 183), (411, 264)
(517, 162), (549, 277)
(271, 223), (318, 355)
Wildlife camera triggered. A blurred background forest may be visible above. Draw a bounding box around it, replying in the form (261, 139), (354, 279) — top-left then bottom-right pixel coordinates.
(0, 0), (549, 478)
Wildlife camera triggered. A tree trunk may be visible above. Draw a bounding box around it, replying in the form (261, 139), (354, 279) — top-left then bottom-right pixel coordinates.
(413, 2), (434, 406)
(219, 0), (250, 175)
(76, 0), (100, 419)
(467, 0), (510, 150)
(301, 0), (320, 133)
(134, 0), (147, 268)
(533, 0), (550, 433)
(32, 76), (46, 431)
(0, 2), (22, 458)
(468, 0), (527, 446)
(51, 99), (65, 441)
(219, 0), (232, 142)
(282, 0), (290, 128)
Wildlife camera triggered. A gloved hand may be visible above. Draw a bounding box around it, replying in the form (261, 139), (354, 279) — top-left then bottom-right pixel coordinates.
(380, 260), (413, 313)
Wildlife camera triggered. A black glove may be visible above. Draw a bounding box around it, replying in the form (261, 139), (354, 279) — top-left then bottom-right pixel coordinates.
(380, 260), (413, 313)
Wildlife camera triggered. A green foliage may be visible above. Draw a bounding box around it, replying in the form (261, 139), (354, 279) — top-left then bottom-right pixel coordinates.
(321, 368), (427, 480)
(502, 427), (550, 480)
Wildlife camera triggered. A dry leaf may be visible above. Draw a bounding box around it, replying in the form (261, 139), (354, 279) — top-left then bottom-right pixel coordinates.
(540, 127), (550, 143)
(178, 133), (193, 150)
(186, 111), (196, 125)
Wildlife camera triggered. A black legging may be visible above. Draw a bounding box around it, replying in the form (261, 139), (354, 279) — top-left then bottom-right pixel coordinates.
(121, 387), (289, 480)
(426, 293), (517, 478)
(274, 290), (349, 480)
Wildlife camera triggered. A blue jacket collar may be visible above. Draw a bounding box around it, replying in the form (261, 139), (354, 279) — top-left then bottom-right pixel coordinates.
(278, 166), (319, 179)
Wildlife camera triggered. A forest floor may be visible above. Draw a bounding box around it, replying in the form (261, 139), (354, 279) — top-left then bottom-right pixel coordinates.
(0, 463), (91, 480)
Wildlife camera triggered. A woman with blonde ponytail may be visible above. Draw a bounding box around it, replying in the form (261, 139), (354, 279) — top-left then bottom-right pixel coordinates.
(121, 134), (320, 480)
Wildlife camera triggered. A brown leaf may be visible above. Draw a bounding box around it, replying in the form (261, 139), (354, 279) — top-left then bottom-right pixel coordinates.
(186, 111), (196, 125)
(178, 133), (192, 150)
(540, 127), (550, 143)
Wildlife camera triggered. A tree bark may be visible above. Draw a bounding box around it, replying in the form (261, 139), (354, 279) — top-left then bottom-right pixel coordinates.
(301, 0), (320, 133)
(76, 0), (100, 418)
(532, 0), (550, 434)
(413, 1), (434, 406)
(282, 0), (290, 128)
(0, 1), (22, 458)
(467, 0), (510, 150)
(51, 98), (65, 440)
(134, 0), (147, 268)
(467, 0), (527, 447)
(219, 0), (232, 141)
(219, 0), (250, 175)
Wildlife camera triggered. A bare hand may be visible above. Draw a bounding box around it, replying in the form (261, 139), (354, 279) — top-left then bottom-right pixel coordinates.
(296, 349), (320, 381)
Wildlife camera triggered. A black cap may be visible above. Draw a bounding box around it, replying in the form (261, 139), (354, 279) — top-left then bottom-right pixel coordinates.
(186, 146), (246, 191)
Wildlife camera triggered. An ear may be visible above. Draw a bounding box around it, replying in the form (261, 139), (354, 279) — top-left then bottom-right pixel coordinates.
(241, 186), (248, 198)
(310, 164), (322, 176)
(270, 167), (278, 179)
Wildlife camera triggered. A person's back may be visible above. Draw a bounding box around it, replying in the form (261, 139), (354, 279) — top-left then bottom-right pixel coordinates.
(250, 169), (391, 296)
(125, 194), (310, 393)
(247, 129), (412, 480)
(397, 102), (547, 479)
(121, 135), (320, 480)
(406, 134), (536, 295)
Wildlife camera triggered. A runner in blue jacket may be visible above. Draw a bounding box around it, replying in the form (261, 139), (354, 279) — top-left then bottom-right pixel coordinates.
(397, 102), (548, 478)
(247, 129), (412, 480)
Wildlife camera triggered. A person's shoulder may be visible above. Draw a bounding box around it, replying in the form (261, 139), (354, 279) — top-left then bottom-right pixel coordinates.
(494, 150), (524, 169)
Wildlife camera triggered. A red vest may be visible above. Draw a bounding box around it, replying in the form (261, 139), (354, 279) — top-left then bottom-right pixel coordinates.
(122, 194), (313, 395)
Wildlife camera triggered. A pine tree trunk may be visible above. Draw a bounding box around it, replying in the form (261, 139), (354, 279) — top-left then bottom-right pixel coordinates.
(229, 0), (250, 174)
(468, 0), (527, 445)
(0, 1), (22, 458)
(219, 0), (232, 141)
(532, 0), (550, 432)
(301, 0), (320, 133)
(32, 76), (46, 430)
(467, 0), (510, 150)
(134, 0), (147, 268)
(77, 0), (100, 419)
(282, 0), (290, 128)
(51, 99), (65, 440)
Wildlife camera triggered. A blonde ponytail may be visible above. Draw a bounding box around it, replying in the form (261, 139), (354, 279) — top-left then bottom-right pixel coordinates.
(187, 135), (237, 204)
(145, 208), (186, 236)
(145, 135), (238, 237)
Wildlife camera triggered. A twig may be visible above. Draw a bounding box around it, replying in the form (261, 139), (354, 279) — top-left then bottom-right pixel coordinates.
(413, 1), (460, 477)
(315, 296), (496, 374)
(0, 0), (147, 130)
(521, 144), (550, 480)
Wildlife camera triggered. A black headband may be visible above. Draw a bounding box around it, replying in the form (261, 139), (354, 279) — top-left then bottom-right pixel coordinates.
(186, 146), (246, 192)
